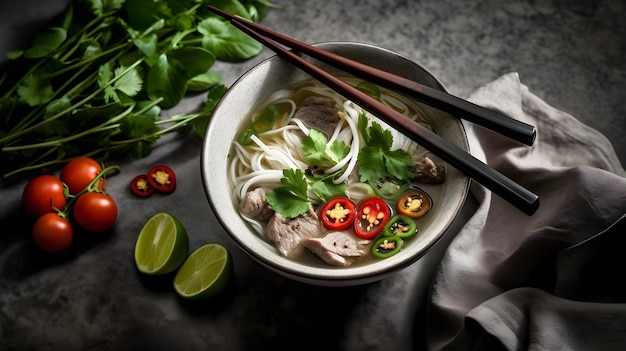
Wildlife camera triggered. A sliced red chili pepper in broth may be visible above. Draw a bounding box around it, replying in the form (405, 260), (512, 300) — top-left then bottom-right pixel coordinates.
(353, 197), (390, 240)
(319, 196), (356, 231)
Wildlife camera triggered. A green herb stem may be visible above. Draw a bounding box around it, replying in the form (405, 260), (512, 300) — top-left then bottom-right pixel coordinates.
(9, 60), (97, 135)
(61, 163), (121, 218)
(0, 59), (46, 100)
(51, 41), (131, 79)
(2, 147), (122, 179)
(178, 38), (203, 46)
(134, 97), (164, 115)
(2, 103), (135, 152)
(55, 64), (97, 101)
(0, 59), (143, 145)
(110, 114), (199, 146)
(54, 12), (113, 58)
(1, 12), (110, 99)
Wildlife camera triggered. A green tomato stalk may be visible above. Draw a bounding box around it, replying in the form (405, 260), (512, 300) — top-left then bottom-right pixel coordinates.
(56, 164), (121, 220)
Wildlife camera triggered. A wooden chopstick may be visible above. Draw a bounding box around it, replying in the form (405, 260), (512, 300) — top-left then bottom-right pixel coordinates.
(207, 6), (540, 215)
(206, 6), (536, 147)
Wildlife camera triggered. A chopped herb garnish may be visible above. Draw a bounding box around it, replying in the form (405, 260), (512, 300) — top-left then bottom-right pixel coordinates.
(356, 112), (415, 182)
(309, 176), (346, 203)
(266, 169), (312, 218)
(301, 129), (350, 167)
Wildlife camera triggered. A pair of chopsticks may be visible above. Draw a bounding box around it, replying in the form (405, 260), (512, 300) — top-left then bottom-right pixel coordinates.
(207, 5), (540, 216)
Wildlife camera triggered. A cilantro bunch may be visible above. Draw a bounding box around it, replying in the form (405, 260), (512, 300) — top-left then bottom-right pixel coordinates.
(0, 0), (278, 180)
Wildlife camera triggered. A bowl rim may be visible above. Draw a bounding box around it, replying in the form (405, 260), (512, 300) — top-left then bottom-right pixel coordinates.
(201, 41), (470, 285)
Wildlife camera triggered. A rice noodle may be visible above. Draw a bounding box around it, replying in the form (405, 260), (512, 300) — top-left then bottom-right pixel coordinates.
(227, 78), (432, 205)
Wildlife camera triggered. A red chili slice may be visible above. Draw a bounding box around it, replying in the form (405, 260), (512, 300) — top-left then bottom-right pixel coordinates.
(130, 174), (154, 198)
(319, 197), (356, 231)
(146, 165), (177, 193)
(353, 197), (391, 240)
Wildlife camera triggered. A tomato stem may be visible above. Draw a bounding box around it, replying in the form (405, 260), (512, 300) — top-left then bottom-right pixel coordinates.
(86, 165), (121, 193)
(60, 164), (120, 218)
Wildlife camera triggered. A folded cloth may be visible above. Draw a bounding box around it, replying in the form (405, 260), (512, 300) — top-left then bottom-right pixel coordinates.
(425, 73), (626, 350)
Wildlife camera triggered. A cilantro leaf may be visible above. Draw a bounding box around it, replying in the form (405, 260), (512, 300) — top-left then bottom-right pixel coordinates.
(17, 73), (54, 107)
(113, 65), (143, 97)
(198, 17), (262, 61)
(310, 177), (346, 203)
(187, 70), (222, 92)
(209, 0), (253, 20)
(98, 64), (143, 103)
(119, 114), (160, 157)
(279, 168), (309, 200)
(328, 140), (350, 163)
(357, 146), (387, 182)
(80, 0), (125, 16)
(384, 148), (416, 180)
(23, 27), (67, 59)
(266, 187), (311, 219)
(356, 112), (415, 182)
(365, 118), (393, 149)
(302, 129), (349, 167)
(302, 129), (328, 165)
(266, 169), (311, 218)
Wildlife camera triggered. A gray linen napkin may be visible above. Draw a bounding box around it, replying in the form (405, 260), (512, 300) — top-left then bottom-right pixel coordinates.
(425, 73), (626, 350)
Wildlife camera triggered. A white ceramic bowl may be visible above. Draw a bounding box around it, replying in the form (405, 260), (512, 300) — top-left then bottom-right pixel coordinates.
(201, 42), (469, 286)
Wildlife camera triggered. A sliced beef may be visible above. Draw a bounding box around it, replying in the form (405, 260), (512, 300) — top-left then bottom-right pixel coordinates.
(266, 206), (323, 258)
(413, 156), (446, 184)
(294, 96), (340, 139)
(303, 231), (370, 267)
(239, 187), (274, 222)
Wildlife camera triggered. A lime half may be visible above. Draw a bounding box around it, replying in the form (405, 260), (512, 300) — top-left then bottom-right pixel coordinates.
(173, 243), (232, 300)
(134, 212), (189, 275)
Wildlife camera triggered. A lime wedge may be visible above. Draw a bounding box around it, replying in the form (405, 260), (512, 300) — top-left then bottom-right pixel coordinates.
(173, 243), (232, 300)
(134, 212), (189, 275)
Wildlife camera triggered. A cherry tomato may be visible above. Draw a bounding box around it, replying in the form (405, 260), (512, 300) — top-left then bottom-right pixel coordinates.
(146, 165), (176, 193)
(32, 213), (74, 253)
(353, 197), (391, 240)
(73, 192), (118, 232)
(60, 157), (104, 195)
(130, 174), (154, 198)
(319, 197), (356, 231)
(22, 175), (67, 218)
(397, 188), (432, 219)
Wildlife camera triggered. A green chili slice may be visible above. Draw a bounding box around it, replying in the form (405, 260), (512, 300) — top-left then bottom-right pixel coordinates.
(383, 214), (418, 239)
(372, 235), (403, 258)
